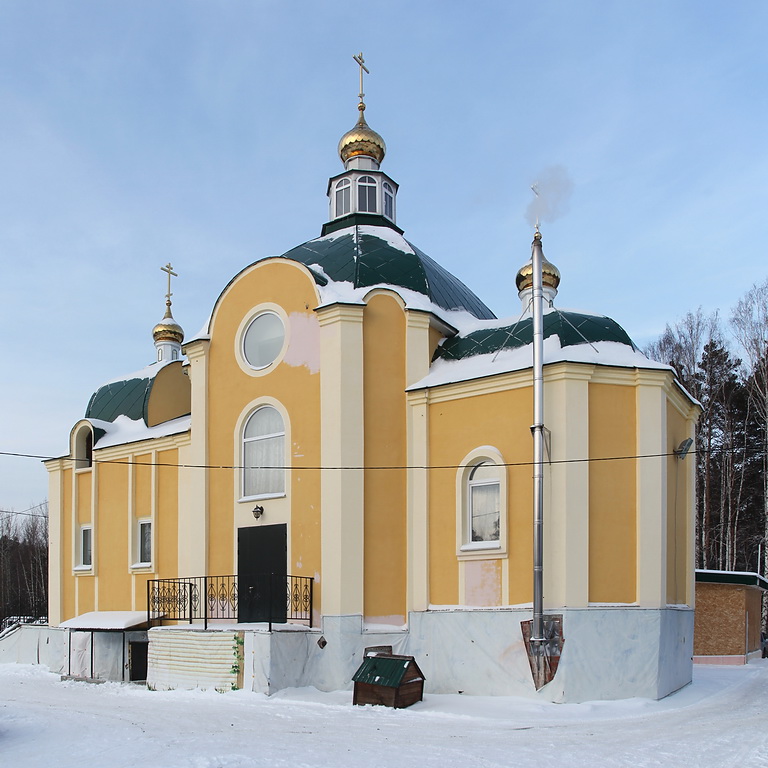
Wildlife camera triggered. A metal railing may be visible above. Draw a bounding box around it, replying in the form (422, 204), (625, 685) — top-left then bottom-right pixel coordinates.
(147, 574), (313, 631)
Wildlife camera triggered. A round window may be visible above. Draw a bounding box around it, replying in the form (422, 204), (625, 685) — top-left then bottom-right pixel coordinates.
(242, 312), (285, 369)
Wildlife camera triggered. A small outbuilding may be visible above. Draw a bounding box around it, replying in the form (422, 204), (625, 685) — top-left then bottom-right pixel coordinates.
(694, 569), (767, 665)
(352, 653), (425, 708)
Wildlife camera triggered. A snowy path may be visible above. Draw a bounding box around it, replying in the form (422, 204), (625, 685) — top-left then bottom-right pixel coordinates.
(2, 662), (768, 767)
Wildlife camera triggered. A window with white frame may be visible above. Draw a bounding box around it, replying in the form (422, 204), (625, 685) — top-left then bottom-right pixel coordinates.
(138, 520), (152, 565)
(467, 462), (501, 544)
(242, 406), (285, 499)
(383, 182), (394, 220)
(357, 175), (377, 213)
(335, 178), (351, 217)
(242, 312), (285, 370)
(80, 525), (92, 567)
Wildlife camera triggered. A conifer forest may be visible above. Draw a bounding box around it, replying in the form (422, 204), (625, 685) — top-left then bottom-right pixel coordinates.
(646, 278), (768, 575)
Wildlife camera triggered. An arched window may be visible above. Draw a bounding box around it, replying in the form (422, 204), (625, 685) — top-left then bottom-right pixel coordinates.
(456, 451), (506, 555)
(335, 178), (351, 217)
(358, 176), (377, 213)
(467, 462), (501, 544)
(242, 406), (285, 498)
(383, 182), (394, 220)
(74, 425), (93, 470)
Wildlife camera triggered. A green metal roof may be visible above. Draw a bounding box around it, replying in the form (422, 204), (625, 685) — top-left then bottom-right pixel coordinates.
(352, 655), (421, 688)
(279, 219), (495, 320)
(695, 570), (768, 590)
(435, 310), (636, 362)
(85, 372), (155, 425)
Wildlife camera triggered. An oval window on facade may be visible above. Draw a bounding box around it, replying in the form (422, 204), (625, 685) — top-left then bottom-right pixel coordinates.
(242, 312), (285, 370)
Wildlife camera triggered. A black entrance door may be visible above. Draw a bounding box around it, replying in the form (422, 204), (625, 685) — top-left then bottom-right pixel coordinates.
(237, 524), (287, 623)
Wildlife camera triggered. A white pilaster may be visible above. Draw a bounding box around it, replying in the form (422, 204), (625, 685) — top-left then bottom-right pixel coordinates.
(544, 363), (592, 608)
(179, 339), (209, 578)
(318, 304), (365, 616)
(635, 372), (668, 607)
(405, 311), (433, 614)
(44, 460), (65, 625)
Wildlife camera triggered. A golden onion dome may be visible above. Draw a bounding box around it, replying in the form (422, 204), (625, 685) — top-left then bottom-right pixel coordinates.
(152, 304), (184, 344)
(515, 233), (561, 292)
(338, 103), (386, 165)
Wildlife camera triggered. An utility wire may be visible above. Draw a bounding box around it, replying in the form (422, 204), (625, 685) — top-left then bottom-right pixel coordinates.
(0, 446), (764, 472)
(0, 503), (48, 519)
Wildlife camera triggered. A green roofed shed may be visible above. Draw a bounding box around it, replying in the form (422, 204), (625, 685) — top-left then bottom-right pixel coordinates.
(352, 653), (425, 708)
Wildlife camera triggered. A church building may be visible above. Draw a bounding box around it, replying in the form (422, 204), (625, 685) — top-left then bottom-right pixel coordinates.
(44, 67), (699, 701)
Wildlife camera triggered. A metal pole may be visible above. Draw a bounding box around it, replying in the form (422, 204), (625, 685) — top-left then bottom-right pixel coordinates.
(531, 229), (545, 646)
(204, 577), (208, 631)
(268, 573), (273, 633)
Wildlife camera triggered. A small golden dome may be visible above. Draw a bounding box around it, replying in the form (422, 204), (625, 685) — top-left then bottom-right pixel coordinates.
(152, 304), (184, 344)
(516, 233), (561, 292)
(515, 260), (561, 292)
(338, 104), (386, 165)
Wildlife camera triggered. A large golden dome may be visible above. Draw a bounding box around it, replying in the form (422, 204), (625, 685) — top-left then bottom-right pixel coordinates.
(338, 104), (386, 165)
(152, 304), (184, 344)
(515, 232), (561, 292)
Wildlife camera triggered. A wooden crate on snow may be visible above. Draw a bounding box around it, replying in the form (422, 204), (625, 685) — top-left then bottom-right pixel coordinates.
(352, 653), (425, 709)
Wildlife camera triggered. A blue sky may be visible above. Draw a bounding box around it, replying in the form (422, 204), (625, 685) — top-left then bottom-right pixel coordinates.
(1, 1), (766, 510)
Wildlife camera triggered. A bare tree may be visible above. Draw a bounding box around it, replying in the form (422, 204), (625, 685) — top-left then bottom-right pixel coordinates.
(730, 279), (768, 577)
(646, 309), (721, 567)
(0, 502), (48, 628)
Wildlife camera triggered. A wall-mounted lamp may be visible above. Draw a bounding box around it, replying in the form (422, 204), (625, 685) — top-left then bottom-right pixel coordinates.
(252, 505), (264, 519)
(674, 438), (693, 461)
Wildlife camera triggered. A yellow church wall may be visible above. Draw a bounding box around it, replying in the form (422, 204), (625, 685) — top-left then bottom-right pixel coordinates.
(666, 404), (690, 605)
(146, 361), (191, 426)
(77, 571), (95, 614)
(428, 325), (444, 361)
(588, 382), (637, 603)
(427, 385), (533, 607)
(362, 292), (408, 625)
(75, 470), (91, 525)
(156, 449), (179, 579)
(205, 260), (322, 594)
(96, 462), (131, 610)
(134, 455), (152, 520)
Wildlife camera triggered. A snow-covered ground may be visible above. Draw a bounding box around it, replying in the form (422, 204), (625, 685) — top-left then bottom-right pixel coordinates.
(2, 661), (768, 767)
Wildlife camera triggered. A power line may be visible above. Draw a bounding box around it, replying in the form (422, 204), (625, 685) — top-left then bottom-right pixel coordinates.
(0, 503), (48, 519)
(0, 446), (764, 472)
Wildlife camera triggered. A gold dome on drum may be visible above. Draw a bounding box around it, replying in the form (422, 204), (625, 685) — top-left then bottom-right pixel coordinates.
(516, 232), (561, 292)
(152, 304), (184, 344)
(338, 103), (386, 165)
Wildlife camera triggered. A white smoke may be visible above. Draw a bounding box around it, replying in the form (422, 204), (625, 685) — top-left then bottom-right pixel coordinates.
(525, 165), (573, 228)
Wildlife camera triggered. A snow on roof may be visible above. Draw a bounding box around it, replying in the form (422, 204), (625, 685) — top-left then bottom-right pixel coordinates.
(306, 262), (480, 329)
(409, 334), (671, 391)
(89, 414), (191, 450)
(59, 611), (150, 630)
(100, 360), (176, 387)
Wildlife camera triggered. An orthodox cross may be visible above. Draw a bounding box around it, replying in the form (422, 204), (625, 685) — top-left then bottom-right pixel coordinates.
(530, 183), (541, 231)
(353, 52), (369, 104)
(161, 262), (178, 306)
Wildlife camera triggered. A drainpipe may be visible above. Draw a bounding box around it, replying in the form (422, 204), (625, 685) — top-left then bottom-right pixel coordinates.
(531, 229), (545, 649)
